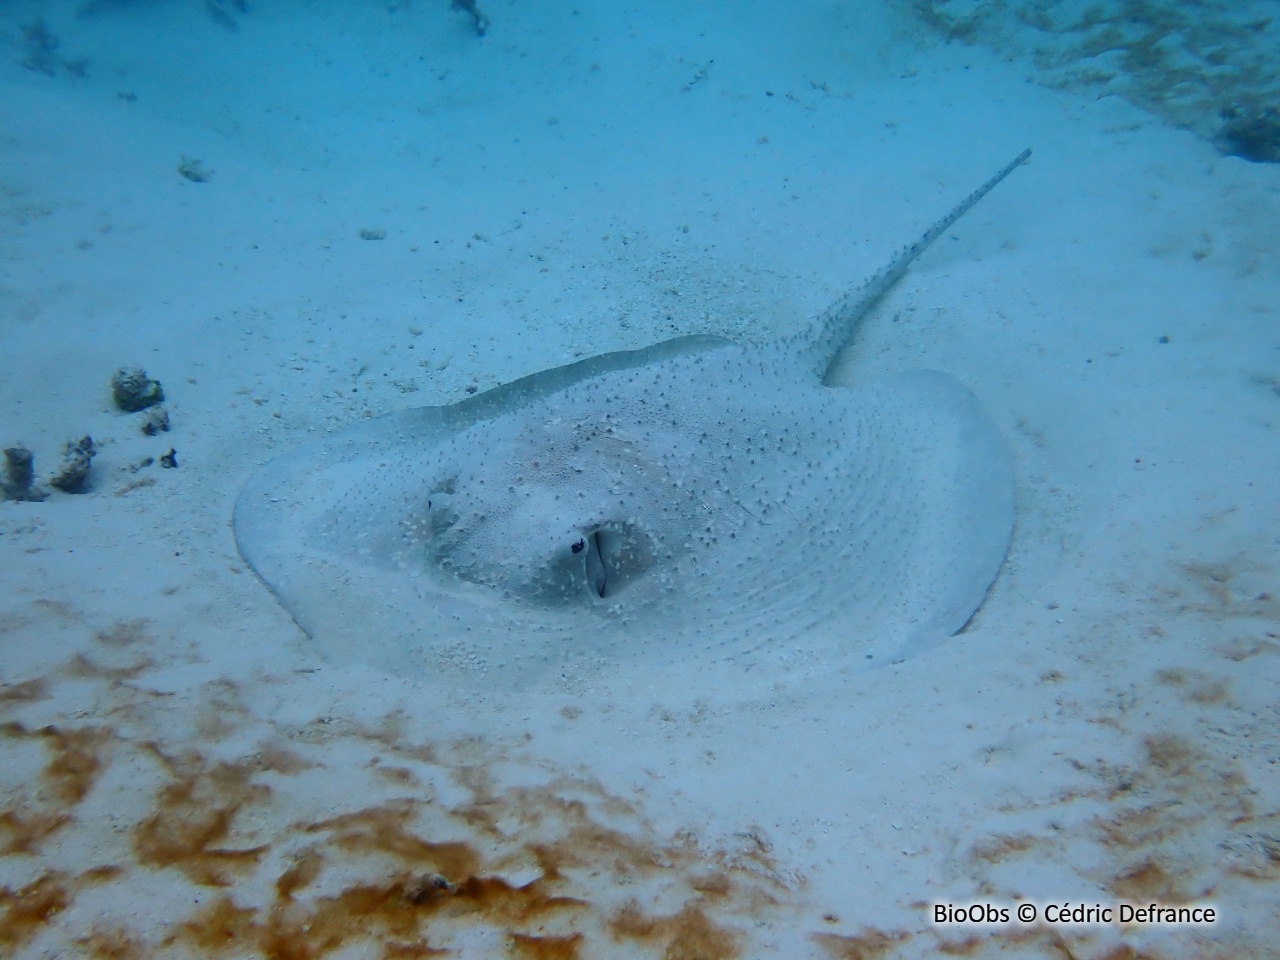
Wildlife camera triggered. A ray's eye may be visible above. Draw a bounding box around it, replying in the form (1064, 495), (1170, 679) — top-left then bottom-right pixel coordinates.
(571, 538), (586, 554)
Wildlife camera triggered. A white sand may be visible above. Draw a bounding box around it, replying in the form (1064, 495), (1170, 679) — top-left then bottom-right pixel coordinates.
(1, 1), (1277, 957)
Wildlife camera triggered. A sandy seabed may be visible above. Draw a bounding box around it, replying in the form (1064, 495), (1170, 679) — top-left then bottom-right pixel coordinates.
(1, 1), (1278, 957)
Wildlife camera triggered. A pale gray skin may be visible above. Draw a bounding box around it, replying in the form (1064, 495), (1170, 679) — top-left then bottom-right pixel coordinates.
(234, 150), (1030, 690)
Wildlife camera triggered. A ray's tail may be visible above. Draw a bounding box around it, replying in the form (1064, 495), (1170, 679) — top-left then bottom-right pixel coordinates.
(803, 148), (1031, 382)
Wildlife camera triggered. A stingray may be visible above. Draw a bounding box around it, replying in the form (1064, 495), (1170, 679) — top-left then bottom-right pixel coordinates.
(234, 150), (1029, 694)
